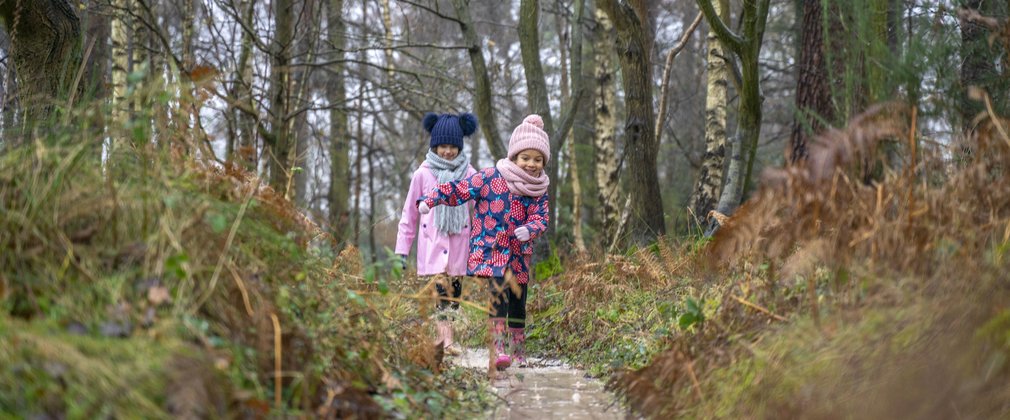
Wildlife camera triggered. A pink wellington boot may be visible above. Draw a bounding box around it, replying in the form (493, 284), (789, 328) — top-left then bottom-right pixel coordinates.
(438, 320), (462, 356)
(490, 319), (511, 370)
(509, 327), (527, 367)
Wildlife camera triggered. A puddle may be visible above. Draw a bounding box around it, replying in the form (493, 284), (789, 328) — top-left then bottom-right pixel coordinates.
(454, 348), (624, 419)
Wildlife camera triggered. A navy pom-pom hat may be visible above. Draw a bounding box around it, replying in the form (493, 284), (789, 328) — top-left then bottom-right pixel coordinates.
(423, 112), (478, 150)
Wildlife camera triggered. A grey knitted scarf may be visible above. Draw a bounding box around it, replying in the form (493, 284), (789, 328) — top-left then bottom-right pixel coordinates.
(425, 150), (469, 234)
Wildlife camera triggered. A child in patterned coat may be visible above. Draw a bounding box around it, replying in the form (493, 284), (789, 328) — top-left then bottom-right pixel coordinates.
(396, 112), (478, 356)
(418, 114), (551, 369)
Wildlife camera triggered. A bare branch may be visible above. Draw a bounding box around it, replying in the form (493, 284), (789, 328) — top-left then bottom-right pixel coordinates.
(656, 12), (703, 142)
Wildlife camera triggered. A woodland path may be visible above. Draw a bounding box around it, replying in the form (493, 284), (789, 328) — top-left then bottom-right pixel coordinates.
(454, 348), (624, 419)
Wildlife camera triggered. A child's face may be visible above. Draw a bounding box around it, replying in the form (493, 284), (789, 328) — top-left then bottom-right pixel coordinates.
(435, 144), (460, 160)
(513, 149), (545, 176)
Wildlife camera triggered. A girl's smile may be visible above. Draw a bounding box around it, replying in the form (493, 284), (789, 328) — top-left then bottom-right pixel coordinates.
(514, 149), (544, 176)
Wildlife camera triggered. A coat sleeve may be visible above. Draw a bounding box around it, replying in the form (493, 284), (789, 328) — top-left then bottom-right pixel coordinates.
(420, 170), (485, 209)
(395, 169), (424, 255)
(522, 193), (550, 240)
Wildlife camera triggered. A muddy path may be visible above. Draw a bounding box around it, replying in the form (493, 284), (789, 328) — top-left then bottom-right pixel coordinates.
(454, 348), (624, 419)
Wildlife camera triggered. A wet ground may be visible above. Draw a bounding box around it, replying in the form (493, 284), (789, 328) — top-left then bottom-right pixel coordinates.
(454, 348), (625, 419)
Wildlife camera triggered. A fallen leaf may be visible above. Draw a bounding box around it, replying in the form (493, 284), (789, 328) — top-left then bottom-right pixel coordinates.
(148, 285), (172, 305)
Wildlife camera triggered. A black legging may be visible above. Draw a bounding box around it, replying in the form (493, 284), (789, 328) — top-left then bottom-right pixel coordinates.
(488, 276), (527, 328)
(435, 276), (462, 313)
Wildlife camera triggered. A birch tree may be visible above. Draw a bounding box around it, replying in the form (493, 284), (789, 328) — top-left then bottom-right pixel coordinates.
(592, 4), (620, 245)
(110, 0), (131, 127)
(687, 0), (729, 224)
(697, 0), (770, 228)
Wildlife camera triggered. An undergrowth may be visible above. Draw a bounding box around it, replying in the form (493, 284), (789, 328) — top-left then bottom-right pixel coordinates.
(0, 95), (493, 418)
(525, 101), (1010, 419)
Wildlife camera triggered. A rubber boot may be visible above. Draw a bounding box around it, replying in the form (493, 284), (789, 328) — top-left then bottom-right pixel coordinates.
(438, 320), (462, 356)
(509, 327), (527, 367)
(490, 318), (511, 370)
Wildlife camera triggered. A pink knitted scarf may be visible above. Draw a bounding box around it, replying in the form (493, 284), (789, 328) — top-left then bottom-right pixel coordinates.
(495, 158), (549, 197)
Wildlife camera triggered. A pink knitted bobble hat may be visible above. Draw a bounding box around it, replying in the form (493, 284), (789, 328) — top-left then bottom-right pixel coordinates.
(507, 114), (551, 163)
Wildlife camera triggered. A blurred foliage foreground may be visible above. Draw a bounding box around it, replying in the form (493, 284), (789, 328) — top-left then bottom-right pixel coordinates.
(0, 120), (494, 418)
(527, 102), (1010, 418)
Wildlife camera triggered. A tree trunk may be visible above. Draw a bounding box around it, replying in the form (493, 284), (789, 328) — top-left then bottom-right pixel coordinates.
(689, 0), (729, 224)
(328, 0), (351, 249)
(450, 0), (506, 160)
(83, 0), (110, 103)
(293, 0), (321, 209)
(960, 0), (997, 132)
(568, 0), (588, 254)
(599, 0), (665, 247)
(518, 0), (557, 260)
(592, 4), (620, 245)
(353, 85), (365, 246)
(788, 0), (833, 163)
(231, 0), (258, 170)
(367, 124), (378, 263)
(0, 0), (80, 127)
(268, 0), (294, 195)
(697, 0), (770, 228)
(110, 0), (131, 128)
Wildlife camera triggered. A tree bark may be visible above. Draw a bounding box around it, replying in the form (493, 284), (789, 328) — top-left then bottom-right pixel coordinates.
(268, 0), (294, 195)
(592, 4), (620, 245)
(450, 0), (506, 160)
(110, 0), (130, 127)
(688, 2), (728, 225)
(788, 0), (833, 163)
(328, 0), (351, 249)
(568, 0), (587, 254)
(697, 0), (770, 230)
(232, 0), (258, 170)
(960, 0), (997, 132)
(0, 0), (81, 127)
(599, 0), (665, 246)
(518, 0), (558, 258)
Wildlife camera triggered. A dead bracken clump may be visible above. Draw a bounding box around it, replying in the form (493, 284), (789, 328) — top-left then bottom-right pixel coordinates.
(609, 98), (1010, 418)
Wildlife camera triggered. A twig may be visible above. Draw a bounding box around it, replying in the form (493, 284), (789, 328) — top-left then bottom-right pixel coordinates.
(192, 177), (261, 312)
(65, 35), (97, 111)
(684, 357), (706, 404)
(977, 88), (1010, 148)
(731, 295), (787, 321)
(655, 12), (704, 142)
(271, 312), (283, 410)
(227, 261), (255, 317)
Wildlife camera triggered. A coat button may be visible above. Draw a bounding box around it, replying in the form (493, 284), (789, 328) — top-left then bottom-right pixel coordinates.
(443, 250), (448, 254)
(422, 223), (426, 228)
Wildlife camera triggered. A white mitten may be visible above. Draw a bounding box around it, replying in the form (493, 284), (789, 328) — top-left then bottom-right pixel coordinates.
(515, 226), (531, 242)
(418, 202), (431, 214)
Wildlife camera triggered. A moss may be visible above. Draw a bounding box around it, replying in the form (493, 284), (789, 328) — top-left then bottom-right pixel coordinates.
(0, 316), (184, 418)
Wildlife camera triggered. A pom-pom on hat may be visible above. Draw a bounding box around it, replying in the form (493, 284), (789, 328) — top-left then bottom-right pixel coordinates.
(507, 114), (551, 163)
(423, 112), (478, 151)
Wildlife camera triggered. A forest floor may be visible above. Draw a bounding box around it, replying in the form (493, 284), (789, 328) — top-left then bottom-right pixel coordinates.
(454, 347), (623, 419)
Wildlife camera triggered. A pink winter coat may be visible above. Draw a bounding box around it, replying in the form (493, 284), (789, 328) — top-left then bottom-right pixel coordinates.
(396, 161), (477, 276)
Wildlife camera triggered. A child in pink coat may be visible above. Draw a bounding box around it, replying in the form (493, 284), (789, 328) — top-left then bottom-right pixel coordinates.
(396, 112), (478, 355)
(418, 115), (551, 369)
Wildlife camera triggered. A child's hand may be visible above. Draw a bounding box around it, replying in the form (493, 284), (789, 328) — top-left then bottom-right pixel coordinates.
(515, 226), (531, 242)
(418, 202), (431, 214)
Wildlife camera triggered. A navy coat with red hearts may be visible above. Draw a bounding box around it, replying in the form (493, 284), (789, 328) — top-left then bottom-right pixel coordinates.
(419, 167), (549, 284)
